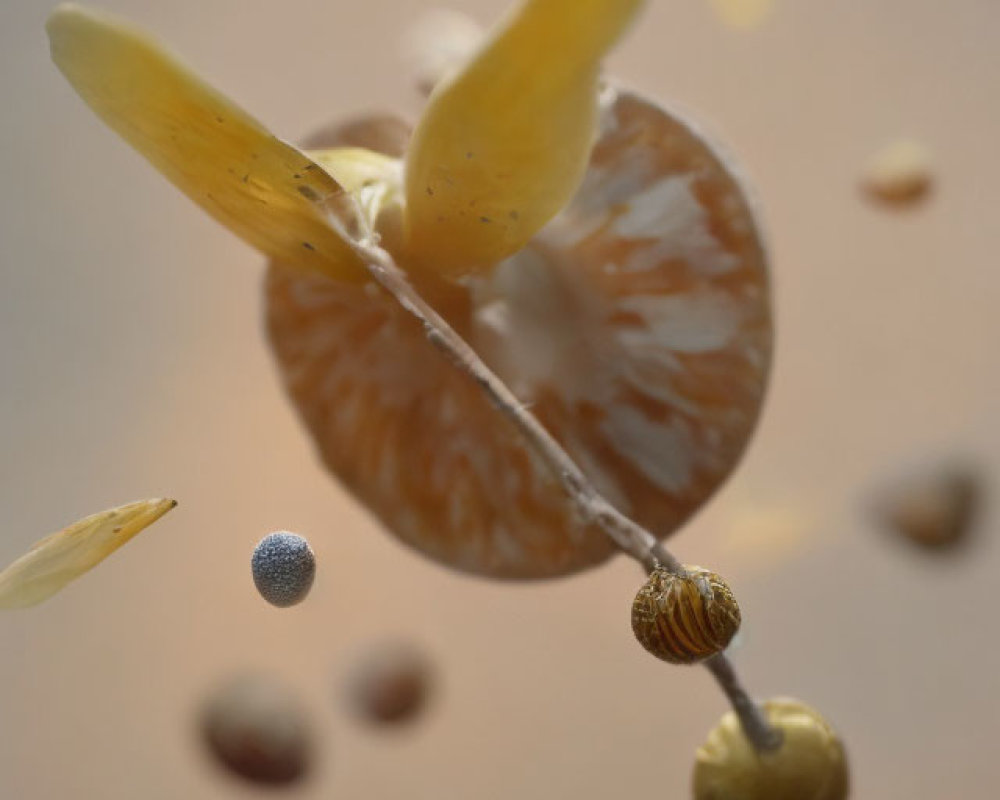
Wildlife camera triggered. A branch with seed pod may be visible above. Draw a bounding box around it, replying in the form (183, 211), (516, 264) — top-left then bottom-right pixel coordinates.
(43, 5), (847, 794)
(325, 193), (782, 754)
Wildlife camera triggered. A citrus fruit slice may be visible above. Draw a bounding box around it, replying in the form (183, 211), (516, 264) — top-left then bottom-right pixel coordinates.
(266, 87), (771, 579)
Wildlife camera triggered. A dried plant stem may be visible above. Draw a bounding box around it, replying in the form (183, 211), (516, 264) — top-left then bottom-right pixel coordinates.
(334, 212), (779, 752)
(705, 654), (783, 751)
(353, 237), (678, 573)
(646, 541), (780, 751)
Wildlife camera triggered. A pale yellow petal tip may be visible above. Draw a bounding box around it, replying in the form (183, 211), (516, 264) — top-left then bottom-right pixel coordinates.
(46, 4), (169, 78)
(0, 498), (177, 610)
(46, 2), (87, 30)
(46, 3), (119, 51)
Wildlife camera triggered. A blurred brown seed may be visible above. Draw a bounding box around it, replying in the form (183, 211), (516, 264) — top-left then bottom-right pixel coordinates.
(862, 139), (933, 206)
(347, 642), (434, 725)
(874, 461), (981, 549)
(199, 674), (312, 786)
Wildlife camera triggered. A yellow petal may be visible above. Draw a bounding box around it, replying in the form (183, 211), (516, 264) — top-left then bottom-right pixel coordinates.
(0, 499), (176, 609)
(404, 0), (645, 275)
(309, 148), (400, 194)
(46, 4), (362, 280)
(308, 147), (404, 235)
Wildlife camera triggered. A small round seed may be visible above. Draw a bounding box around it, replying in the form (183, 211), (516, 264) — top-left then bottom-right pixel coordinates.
(631, 566), (741, 664)
(251, 532), (315, 607)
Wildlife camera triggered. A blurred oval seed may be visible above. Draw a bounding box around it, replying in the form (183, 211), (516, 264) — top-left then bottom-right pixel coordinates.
(863, 139), (933, 207)
(873, 460), (981, 550)
(199, 674), (312, 786)
(347, 642), (434, 725)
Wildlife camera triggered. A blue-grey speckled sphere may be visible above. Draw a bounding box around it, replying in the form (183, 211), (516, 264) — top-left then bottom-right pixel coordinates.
(251, 532), (315, 607)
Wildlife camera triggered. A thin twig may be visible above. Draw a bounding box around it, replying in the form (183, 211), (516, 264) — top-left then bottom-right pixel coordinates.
(349, 228), (679, 573)
(328, 202), (779, 752)
(647, 541), (782, 752)
(705, 654), (783, 751)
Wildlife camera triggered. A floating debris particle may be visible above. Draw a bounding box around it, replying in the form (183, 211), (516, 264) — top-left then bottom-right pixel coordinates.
(719, 503), (812, 572)
(708, 0), (775, 30)
(199, 674), (313, 786)
(348, 642), (434, 725)
(873, 461), (981, 549)
(0, 498), (176, 609)
(862, 139), (933, 207)
(251, 532), (316, 607)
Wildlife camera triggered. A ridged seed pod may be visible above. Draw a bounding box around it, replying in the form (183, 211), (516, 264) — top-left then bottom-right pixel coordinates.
(631, 566), (740, 664)
(692, 697), (849, 800)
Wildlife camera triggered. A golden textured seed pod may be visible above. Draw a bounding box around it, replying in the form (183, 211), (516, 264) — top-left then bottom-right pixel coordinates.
(692, 697), (849, 800)
(631, 566), (741, 664)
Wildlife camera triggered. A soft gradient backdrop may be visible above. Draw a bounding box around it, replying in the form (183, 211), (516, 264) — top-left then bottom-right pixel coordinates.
(1, 1), (997, 798)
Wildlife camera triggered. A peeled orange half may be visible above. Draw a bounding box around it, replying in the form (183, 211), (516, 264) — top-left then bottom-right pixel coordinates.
(267, 88), (771, 579)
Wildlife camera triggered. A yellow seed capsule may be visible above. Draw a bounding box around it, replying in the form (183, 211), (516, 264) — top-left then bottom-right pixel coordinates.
(631, 566), (741, 664)
(692, 697), (849, 800)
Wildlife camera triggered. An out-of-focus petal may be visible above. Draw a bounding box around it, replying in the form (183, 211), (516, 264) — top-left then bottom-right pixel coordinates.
(0, 498), (176, 609)
(46, 4), (362, 280)
(404, 0), (645, 275)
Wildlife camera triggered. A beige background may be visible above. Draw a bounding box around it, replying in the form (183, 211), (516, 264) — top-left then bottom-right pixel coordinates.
(1, 0), (997, 797)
